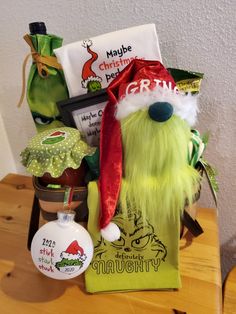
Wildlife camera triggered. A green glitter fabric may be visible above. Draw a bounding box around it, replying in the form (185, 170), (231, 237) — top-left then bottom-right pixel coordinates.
(21, 127), (96, 177)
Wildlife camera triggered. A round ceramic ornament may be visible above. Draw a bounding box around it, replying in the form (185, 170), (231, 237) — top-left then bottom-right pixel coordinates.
(31, 211), (94, 280)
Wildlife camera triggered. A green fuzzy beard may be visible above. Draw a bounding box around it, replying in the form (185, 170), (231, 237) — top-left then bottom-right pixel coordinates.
(119, 110), (200, 225)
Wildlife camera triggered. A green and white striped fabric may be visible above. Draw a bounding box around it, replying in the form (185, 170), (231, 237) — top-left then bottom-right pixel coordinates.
(188, 129), (206, 167)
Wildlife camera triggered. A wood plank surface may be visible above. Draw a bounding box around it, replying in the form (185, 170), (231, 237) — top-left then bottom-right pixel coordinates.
(223, 266), (236, 314)
(0, 174), (222, 314)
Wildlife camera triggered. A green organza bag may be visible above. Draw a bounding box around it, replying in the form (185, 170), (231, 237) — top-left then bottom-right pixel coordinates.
(19, 33), (68, 132)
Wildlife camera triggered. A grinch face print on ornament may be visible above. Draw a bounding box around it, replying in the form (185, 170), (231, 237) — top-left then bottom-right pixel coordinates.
(55, 240), (87, 274)
(81, 40), (102, 93)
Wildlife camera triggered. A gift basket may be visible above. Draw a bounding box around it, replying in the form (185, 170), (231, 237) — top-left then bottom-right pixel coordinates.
(19, 23), (218, 290)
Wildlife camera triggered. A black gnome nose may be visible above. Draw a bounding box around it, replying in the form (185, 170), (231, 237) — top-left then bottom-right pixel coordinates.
(148, 102), (173, 122)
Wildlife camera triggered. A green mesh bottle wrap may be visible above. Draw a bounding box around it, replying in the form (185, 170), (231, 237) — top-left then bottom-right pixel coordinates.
(25, 34), (68, 132)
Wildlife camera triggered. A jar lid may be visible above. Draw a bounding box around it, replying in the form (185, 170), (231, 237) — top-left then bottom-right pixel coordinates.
(21, 127), (95, 177)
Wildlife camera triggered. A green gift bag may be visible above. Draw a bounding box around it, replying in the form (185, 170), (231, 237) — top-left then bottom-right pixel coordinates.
(18, 22), (68, 132)
(85, 181), (181, 293)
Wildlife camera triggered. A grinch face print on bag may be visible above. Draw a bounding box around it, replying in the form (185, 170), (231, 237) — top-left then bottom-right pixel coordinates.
(32, 111), (64, 132)
(112, 211), (167, 259)
(91, 210), (167, 275)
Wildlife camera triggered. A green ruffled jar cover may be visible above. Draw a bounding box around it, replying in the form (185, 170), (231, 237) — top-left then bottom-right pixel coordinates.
(21, 127), (96, 178)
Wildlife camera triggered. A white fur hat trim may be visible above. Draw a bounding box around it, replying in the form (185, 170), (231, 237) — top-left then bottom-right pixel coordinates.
(60, 252), (85, 260)
(115, 86), (198, 126)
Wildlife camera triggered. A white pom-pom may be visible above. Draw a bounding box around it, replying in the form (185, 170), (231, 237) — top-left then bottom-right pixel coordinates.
(101, 222), (121, 242)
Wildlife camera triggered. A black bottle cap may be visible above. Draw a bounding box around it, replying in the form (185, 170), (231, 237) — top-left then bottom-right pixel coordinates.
(29, 22), (47, 35)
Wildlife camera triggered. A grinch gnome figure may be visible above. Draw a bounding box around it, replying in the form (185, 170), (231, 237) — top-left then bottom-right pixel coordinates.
(85, 59), (205, 291)
(99, 59), (202, 240)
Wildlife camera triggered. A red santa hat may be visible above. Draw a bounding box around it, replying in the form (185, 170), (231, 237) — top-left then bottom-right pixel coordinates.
(81, 40), (102, 88)
(99, 59), (198, 241)
(65, 240), (84, 256)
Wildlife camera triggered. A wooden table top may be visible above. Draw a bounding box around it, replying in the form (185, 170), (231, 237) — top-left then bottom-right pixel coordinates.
(0, 174), (222, 314)
(223, 266), (236, 314)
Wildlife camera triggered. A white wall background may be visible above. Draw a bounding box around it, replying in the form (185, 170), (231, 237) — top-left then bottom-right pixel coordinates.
(0, 0), (235, 279)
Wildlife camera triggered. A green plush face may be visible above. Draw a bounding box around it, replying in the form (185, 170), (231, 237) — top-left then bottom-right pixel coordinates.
(87, 80), (102, 92)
